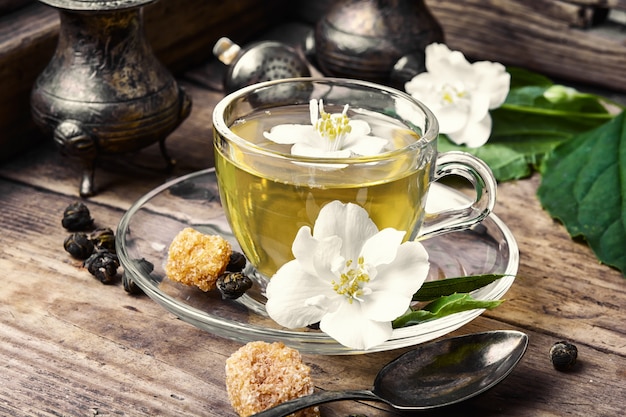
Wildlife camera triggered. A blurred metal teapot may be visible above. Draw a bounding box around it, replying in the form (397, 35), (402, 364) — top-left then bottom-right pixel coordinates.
(314, 0), (444, 88)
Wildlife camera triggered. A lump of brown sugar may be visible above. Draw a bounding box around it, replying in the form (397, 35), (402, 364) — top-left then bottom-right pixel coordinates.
(225, 341), (319, 417)
(165, 227), (231, 291)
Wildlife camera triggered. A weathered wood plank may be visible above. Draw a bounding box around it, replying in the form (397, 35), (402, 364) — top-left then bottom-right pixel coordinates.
(1, 83), (625, 416)
(566, 0), (626, 9)
(0, 4), (57, 160)
(2, 226), (624, 417)
(3, 0), (626, 163)
(483, 175), (626, 356)
(1, 55), (625, 416)
(0, 181), (394, 417)
(425, 0), (626, 92)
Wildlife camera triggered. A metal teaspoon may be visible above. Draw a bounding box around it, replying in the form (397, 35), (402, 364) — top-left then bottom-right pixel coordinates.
(252, 330), (528, 416)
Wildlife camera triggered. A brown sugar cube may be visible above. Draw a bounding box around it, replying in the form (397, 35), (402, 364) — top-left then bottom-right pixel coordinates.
(225, 341), (320, 417)
(165, 227), (232, 291)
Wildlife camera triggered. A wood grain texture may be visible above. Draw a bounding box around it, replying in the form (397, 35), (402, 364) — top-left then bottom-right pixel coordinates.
(566, 0), (626, 9)
(1, 71), (625, 416)
(425, 0), (626, 92)
(3, 0), (626, 162)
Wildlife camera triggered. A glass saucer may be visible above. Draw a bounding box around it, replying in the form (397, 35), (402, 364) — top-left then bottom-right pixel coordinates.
(116, 168), (518, 355)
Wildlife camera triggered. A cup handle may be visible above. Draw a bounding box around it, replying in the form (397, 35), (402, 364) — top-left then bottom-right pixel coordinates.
(418, 151), (497, 239)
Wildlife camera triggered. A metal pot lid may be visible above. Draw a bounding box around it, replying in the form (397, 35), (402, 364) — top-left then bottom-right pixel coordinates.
(37, 0), (155, 11)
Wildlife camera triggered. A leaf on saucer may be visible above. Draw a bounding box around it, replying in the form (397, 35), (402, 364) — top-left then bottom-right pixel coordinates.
(392, 293), (503, 328)
(413, 274), (506, 302)
(537, 111), (626, 276)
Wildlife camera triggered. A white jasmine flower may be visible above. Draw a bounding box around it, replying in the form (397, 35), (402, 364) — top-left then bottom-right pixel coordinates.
(263, 99), (389, 158)
(265, 201), (429, 350)
(405, 43), (510, 148)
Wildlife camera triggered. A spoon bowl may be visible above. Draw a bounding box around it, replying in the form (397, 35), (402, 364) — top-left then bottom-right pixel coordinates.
(252, 330), (528, 416)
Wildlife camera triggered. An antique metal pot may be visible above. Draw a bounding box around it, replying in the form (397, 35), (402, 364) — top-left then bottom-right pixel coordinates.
(315, 0), (444, 88)
(31, 0), (191, 196)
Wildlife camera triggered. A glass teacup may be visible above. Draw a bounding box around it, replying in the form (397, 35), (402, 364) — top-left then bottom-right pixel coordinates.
(213, 78), (496, 279)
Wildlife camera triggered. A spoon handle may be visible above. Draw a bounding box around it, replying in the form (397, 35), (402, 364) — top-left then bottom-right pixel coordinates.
(251, 389), (383, 417)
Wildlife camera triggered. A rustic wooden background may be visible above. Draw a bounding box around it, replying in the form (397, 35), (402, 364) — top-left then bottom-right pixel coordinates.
(426, 0), (626, 91)
(2, 0), (626, 162)
(1, 75), (624, 416)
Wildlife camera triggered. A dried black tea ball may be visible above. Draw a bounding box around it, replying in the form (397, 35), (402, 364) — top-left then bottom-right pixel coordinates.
(122, 258), (153, 295)
(550, 341), (578, 371)
(122, 273), (143, 295)
(90, 227), (116, 252)
(63, 232), (94, 259)
(226, 251), (247, 272)
(217, 272), (253, 299)
(61, 201), (94, 231)
(84, 250), (119, 284)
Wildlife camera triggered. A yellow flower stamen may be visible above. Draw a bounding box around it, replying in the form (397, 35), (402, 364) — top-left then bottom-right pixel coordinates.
(313, 100), (352, 151)
(331, 256), (370, 303)
(441, 83), (468, 105)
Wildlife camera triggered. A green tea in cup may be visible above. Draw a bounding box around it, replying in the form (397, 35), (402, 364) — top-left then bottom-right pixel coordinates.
(213, 78), (496, 279)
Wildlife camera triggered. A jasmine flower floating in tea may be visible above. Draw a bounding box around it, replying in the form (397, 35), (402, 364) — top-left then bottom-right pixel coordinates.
(263, 99), (389, 158)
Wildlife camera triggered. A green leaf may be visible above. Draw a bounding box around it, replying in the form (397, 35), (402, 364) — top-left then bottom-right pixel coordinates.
(393, 293), (504, 328)
(537, 111), (626, 275)
(504, 86), (610, 114)
(507, 67), (554, 89)
(413, 274), (505, 301)
(438, 134), (564, 181)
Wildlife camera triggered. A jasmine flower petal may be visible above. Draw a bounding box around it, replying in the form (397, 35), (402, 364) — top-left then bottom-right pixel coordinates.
(370, 242), (429, 292)
(436, 103), (470, 133)
(313, 202), (378, 261)
(449, 113), (492, 148)
(320, 301), (393, 350)
(361, 290), (412, 322)
(311, 236), (347, 282)
(290, 143), (352, 159)
(473, 61), (511, 108)
(263, 124), (317, 145)
(265, 261), (330, 328)
(290, 226), (315, 261)
(364, 242), (430, 321)
(305, 293), (341, 314)
(359, 228), (406, 266)
(468, 91), (491, 121)
(347, 119), (372, 136)
(343, 135), (389, 156)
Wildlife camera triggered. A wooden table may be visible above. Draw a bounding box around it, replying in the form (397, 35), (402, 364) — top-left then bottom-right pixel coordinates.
(1, 71), (625, 417)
